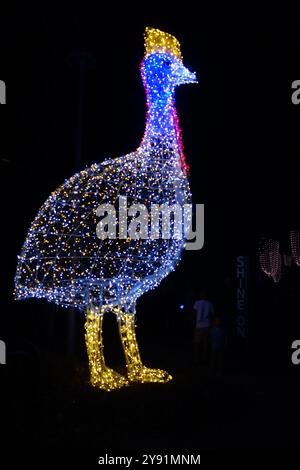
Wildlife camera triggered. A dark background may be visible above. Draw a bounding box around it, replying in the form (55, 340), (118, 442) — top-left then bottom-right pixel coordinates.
(1, 3), (300, 454)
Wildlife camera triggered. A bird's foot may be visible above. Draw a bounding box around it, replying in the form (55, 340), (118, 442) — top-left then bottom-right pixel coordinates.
(128, 366), (172, 384)
(90, 367), (129, 391)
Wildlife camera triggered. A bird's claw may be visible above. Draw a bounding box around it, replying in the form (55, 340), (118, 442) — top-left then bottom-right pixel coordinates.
(91, 367), (129, 391)
(128, 366), (172, 384)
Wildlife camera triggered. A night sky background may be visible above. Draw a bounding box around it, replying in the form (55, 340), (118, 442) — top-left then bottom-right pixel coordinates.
(1, 3), (300, 454)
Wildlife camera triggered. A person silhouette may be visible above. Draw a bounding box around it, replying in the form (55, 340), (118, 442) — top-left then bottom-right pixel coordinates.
(193, 290), (214, 364)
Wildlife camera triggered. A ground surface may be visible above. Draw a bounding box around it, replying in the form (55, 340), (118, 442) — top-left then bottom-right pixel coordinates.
(2, 338), (300, 452)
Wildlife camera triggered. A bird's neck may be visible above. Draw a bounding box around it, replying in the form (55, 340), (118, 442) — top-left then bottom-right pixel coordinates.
(140, 91), (189, 173)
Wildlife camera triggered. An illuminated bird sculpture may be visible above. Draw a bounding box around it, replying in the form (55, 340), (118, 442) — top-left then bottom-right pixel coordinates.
(15, 28), (197, 391)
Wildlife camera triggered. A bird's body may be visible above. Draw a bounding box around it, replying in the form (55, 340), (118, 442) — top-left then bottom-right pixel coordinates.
(15, 28), (197, 390)
(15, 139), (190, 311)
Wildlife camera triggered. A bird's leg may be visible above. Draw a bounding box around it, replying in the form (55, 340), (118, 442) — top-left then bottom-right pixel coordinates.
(118, 310), (172, 384)
(84, 306), (128, 391)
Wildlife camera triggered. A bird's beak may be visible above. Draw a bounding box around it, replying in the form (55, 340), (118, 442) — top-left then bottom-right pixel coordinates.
(177, 64), (198, 85)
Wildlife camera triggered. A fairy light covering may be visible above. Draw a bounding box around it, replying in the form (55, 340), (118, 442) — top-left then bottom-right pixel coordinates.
(290, 230), (300, 266)
(118, 309), (172, 383)
(259, 239), (282, 283)
(15, 28), (197, 390)
(85, 307), (129, 391)
(144, 27), (182, 59)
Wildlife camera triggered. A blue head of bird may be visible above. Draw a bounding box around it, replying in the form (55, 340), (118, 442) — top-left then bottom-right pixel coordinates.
(141, 52), (197, 101)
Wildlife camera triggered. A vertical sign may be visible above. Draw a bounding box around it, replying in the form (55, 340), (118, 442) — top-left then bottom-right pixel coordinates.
(236, 256), (248, 339)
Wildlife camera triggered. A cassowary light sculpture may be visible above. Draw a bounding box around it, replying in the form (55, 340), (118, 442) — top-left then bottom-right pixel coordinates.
(15, 28), (198, 391)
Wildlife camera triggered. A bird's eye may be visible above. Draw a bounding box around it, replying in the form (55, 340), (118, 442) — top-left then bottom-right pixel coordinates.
(164, 60), (171, 67)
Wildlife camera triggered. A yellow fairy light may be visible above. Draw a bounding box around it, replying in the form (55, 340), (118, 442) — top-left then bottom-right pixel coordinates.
(118, 310), (172, 383)
(84, 305), (171, 390)
(144, 27), (182, 59)
(85, 307), (129, 391)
